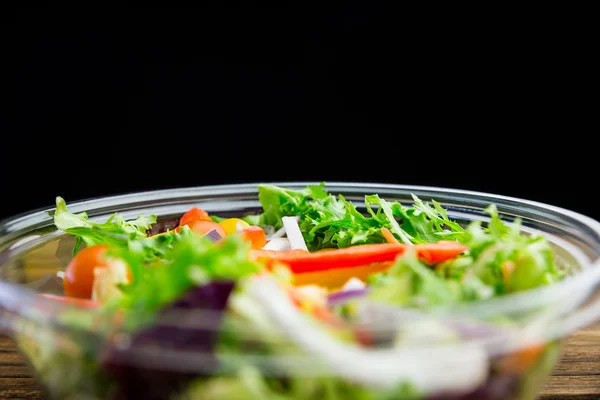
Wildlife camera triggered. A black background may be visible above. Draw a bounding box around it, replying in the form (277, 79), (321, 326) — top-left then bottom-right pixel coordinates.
(6, 5), (597, 222)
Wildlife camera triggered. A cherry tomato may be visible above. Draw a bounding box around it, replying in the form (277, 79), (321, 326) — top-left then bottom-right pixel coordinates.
(187, 219), (227, 238)
(63, 244), (111, 299)
(240, 226), (267, 249)
(179, 207), (211, 226)
(219, 218), (250, 235)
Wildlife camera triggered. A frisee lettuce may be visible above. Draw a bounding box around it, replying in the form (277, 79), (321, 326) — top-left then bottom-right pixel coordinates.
(251, 183), (465, 251)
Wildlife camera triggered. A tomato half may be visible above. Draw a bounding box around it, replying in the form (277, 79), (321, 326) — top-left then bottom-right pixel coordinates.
(63, 244), (112, 299)
(179, 207), (211, 226)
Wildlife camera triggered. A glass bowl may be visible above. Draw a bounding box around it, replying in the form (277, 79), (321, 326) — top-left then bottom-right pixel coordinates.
(2, 181), (600, 400)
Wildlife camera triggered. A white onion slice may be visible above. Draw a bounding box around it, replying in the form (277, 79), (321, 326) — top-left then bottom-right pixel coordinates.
(342, 277), (366, 291)
(248, 277), (488, 395)
(282, 216), (308, 251)
(262, 237), (292, 251)
(266, 216), (300, 240)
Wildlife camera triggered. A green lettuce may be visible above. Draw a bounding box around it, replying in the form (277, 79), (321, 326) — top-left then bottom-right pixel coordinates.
(251, 183), (465, 251)
(53, 196), (156, 254)
(368, 204), (566, 307)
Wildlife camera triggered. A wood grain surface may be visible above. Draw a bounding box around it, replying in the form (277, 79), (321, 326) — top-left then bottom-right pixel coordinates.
(2, 323), (600, 399)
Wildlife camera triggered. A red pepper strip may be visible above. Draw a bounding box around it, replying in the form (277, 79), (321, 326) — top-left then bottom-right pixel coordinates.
(251, 241), (468, 274)
(38, 293), (101, 309)
(413, 241), (470, 264)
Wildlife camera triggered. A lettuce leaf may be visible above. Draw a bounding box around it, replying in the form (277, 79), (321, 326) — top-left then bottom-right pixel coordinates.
(103, 233), (259, 329)
(368, 249), (494, 308)
(369, 204), (565, 307)
(460, 205), (565, 293)
(53, 196), (156, 254)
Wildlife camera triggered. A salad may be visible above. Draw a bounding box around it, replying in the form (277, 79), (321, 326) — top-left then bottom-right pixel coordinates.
(16, 182), (567, 400)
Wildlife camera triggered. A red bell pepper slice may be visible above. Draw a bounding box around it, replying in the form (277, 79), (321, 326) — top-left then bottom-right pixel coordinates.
(412, 241), (470, 264)
(251, 241), (468, 274)
(38, 293), (101, 309)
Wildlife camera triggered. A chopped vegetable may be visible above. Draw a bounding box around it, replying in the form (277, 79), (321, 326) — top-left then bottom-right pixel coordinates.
(495, 343), (546, 375)
(219, 218), (250, 235)
(342, 277), (367, 291)
(291, 262), (392, 289)
(251, 241), (468, 274)
(261, 237), (291, 251)
(91, 257), (131, 303)
(63, 244), (115, 299)
(37, 293), (100, 309)
(282, 216), (309, 251)
(252, 183), (466, 251)
(203, 228), (224, 242)
(102, 281), (236, 400)
(381, 227), (400, 244)
(179, 207), (211, 226)
(238, 226), (267, 249)
(180, 219), (226, 238)
(54, 196), (156, 254)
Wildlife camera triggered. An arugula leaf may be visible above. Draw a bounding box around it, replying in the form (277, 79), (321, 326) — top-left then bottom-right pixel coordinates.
(365, 195), (414, 244)
(411, 194), (465, 234)
(252, 184), (465, 251)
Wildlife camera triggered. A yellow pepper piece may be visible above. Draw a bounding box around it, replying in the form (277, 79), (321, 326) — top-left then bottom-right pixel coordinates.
(291, 261), (392, 289)
(219, 218), (250, 235)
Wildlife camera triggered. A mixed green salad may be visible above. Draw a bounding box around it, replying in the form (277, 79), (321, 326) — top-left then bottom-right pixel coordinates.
(17, 183), (566, 400)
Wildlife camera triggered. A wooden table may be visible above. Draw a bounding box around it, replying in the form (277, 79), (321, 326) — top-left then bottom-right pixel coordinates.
(2, 323), (600, 399)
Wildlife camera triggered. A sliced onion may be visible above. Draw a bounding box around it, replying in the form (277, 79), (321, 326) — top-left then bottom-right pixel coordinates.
(282, 216), (308, 251)
(266, 225), (287, 240)
(262, 237), (292, 251)
(351, 302), (511, 356)
(203, 228), (222, 242)
(266, 216), (299, 240)
(248, 277), (489, 395)
(342, 277), (366, 291)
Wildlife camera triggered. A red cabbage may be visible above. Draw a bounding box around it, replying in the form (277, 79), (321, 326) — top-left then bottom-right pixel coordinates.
(203, 228), (223, 242)
(101, 280), (235, 400)
(327, 288), (369, 306)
